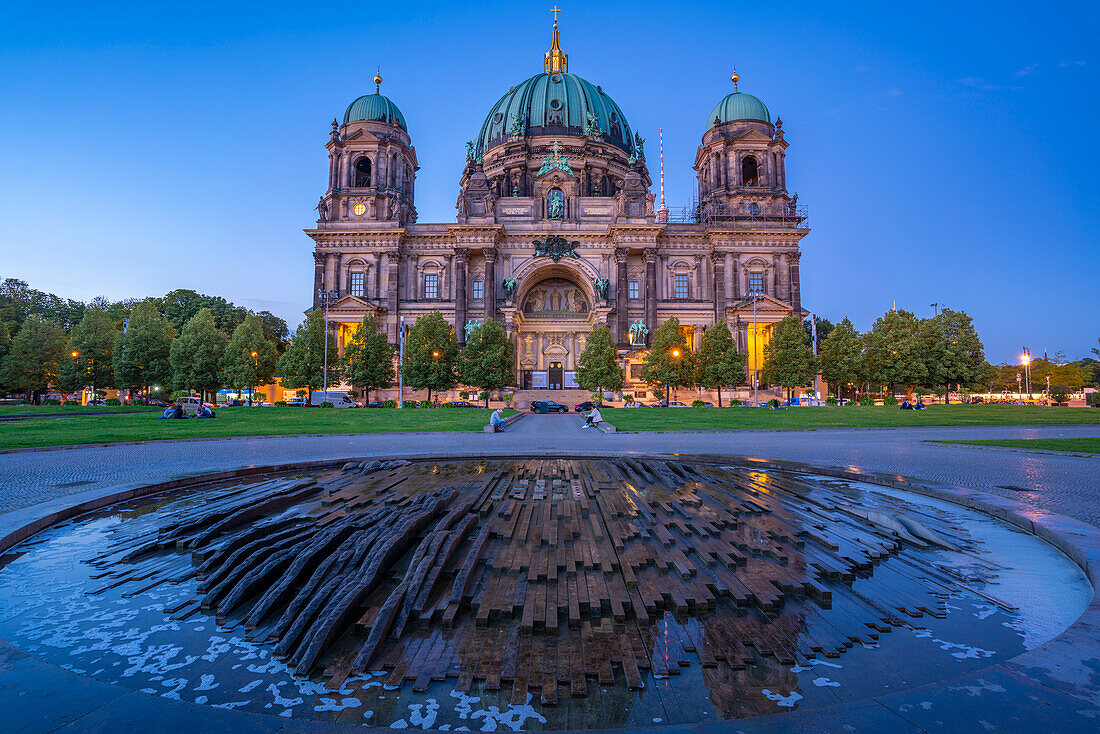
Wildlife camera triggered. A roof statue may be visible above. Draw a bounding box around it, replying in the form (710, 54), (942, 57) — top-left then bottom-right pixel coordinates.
(583, 110), (602, 138)
(537, 141), (575, 177)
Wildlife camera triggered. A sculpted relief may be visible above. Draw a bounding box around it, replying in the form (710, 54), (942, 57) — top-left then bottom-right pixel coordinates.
(522, 278), (589, 315)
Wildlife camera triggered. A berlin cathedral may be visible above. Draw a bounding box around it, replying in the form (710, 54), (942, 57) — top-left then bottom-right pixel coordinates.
(307, 13), (808, 394)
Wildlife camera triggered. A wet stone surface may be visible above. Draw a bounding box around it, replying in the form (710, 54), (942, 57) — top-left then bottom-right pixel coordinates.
(0, 458), (1091, 730)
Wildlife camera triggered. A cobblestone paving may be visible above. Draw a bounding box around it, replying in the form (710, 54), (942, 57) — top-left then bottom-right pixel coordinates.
(2, 417), (1098, 525)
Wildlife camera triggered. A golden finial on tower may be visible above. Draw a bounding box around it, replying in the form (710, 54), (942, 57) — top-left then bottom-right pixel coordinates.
(374, 71), (383, 94)
(544, 6), (568, 73)
(731, 69), (740, 92)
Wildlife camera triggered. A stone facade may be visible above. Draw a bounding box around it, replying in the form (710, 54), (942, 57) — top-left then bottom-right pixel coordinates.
(305, 25), (809, 393)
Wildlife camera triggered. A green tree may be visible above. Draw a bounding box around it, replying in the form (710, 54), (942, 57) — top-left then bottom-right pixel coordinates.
(641, 317), (694, 404)
(277, 310), (338, 403)
(56, 308), (118, 399)
(804, 316), (835, 351)
(0, 321), (10, 392)
(763, 315), (817, 403)
(459, 319), (515, 407)
(930, 308), (987, 401)
(221, 315), (279, 402)
(819, 317), (864, 402)
(0, 315), (67, 403)
(0, 278), (85, 330)
(158, 289), (248, 335)
(402, 310), (459, 403)
(342, 314), (395, 404)
(574, 324), (624, 405)
(254, 310), (290, 351)
(696, 321), (744, 407)
(169, 308), (229, 399)
(864, 309), (927, 397)
(114, 301), (176, 395)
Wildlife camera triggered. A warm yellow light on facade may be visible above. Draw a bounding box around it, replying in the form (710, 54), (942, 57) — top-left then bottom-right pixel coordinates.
(353, 202), (366, 216)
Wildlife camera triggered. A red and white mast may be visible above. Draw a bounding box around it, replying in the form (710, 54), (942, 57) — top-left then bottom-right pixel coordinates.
(657, 127), (669, 223)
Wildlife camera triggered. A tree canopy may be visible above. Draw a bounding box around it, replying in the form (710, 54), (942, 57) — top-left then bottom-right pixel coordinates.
(819, 317), (864, 400)
(763, 315), (817, 402)
(169, 308), (229, 396)
(221, 315), (280, 397)
(696, 321), (744, 407)
(459, 319), (515, 406)
(342, 314), (395, 404)
(402, 311), (459, 402)
(641, 317), (694, 400)
(0, 315), (67, 400)
(57, 308), (118, 395)
(863, 309), (927, 395)
(113, 301), (175, 393)
(277, 310), (339, 401)
(574, 324), (623, 403)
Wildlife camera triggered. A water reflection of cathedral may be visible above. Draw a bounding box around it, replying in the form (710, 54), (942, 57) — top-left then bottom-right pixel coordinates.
(306, 12), (809, 392)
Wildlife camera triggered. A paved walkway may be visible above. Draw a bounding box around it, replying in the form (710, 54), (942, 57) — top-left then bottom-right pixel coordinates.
(2, 415), (1098, 524)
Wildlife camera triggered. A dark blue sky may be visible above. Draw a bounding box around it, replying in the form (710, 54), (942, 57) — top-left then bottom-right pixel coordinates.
(1, 1), (1096, 363)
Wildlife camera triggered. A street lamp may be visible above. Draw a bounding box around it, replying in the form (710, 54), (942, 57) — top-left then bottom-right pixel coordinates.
(750, 291), (761, 407)
(318, 289), (338, 398)
(1021, 348), (1032, 397)
(250, 351), (258, 406)
(667, 348), (681, 405)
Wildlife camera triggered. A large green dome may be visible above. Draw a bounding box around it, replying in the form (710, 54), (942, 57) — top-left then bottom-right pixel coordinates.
(477, 71), (634, 154)
(707, 91), (771, 127)
(343, 93), (407, 131)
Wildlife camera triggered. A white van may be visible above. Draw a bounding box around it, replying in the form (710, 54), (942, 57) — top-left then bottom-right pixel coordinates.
(175, 396), (204, 413)
(310, 392), (357, 408)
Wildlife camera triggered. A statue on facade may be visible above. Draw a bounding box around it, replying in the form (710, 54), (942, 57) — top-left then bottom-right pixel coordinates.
(787, 193), (798, 215)
(634, 132), (646, 159)
(547, 189), (564, 219)
(464, 320), (481, 340)
(465, 140), (476, 161)
(508, 113), (526, 137)
(594, 277), (609, 301)
(583, 111), (601, 138)
(537, 141), (574, 177)
(502, 277), (517, 300)
(628, 319), (649, 346)
(316, 196), (328, 220)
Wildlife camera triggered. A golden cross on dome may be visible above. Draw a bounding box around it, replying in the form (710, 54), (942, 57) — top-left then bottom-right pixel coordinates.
(551, 5), (561, 24)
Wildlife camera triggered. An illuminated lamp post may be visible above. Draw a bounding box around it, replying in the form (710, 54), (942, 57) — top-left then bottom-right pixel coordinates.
(1022, 348), (1032, 398)
(668, 348), (681, 406)
(70, 350), (82, 405)
(318, 289), (338, 398)
(250, 351), (258, 405)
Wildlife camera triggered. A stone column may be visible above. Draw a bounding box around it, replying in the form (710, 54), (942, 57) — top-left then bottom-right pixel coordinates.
(694, 255), (704, 301)
(711, 252), (725, 324)
(312, 252), (326, 308)
(338, 152), (349, 188)
(333, 253), (344, 297)
(455, 249), (468, 345)
(778, 151), (787, 190)
(644, 248), (657, 346)
(328, 152), (337, 191)
(615, 248), (629, 345)
(483, 248), (497, 320)
(778, 252), (791, 302)
(385, 251), (400, 342)
(790, 252), (802, 314)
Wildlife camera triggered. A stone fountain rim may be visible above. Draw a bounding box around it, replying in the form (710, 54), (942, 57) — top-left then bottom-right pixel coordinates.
(0, 451), (1097, 734)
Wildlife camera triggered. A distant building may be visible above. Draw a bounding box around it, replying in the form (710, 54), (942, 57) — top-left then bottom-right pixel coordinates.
(306, 17), (808, 393)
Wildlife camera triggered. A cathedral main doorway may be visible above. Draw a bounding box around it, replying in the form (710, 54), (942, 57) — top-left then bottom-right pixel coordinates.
(548, 362), (563, 390)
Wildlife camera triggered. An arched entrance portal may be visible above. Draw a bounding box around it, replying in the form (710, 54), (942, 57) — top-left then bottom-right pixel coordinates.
(509, 264), (610, 391)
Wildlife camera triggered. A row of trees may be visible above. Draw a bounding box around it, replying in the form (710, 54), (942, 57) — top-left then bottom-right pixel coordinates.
(275, 310), (516, 406)
(0, 279), (290, 403)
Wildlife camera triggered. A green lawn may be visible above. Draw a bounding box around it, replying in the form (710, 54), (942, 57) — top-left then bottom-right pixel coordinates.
(600, 404), (1100, 432)
(0, 405), (160, 415)
(0, 406), (513, 450)
(934, 437), (1100, 454)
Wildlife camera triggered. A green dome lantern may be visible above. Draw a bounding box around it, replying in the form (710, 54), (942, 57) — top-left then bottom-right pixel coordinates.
(343, 73), (408, 131)
(707, 70), (771, 127)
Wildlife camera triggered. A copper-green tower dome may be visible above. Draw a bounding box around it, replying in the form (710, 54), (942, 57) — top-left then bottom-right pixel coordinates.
(343, 73), (407, 131)
(707, 71), (771, 126)
(476, 19), (634, 154)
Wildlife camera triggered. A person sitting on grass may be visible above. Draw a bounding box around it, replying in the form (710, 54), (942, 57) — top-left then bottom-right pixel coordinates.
(900, 399), (912, 410)
(196, 404), (216, 419)
(489, 408), (505, 432)
(158, 403), (186, 419)
(582, 406), (603, 429)
(914, 399), (926, 410)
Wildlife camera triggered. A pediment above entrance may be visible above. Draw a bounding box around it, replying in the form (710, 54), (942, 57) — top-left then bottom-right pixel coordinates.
(728, 293), (790, 313)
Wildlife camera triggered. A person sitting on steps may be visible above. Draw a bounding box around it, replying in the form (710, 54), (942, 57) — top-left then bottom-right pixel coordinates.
(489, 408), (506, 432)
(582, 406), (603, 429)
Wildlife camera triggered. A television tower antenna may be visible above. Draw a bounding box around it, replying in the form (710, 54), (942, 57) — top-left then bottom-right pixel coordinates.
(657, 127), (669, 223)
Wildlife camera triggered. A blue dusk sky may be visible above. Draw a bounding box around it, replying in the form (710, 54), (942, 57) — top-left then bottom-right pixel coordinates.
(1, 1), (1096, 363)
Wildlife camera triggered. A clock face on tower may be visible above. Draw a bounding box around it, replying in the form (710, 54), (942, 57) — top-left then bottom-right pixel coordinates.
(353, 202), (366, 216)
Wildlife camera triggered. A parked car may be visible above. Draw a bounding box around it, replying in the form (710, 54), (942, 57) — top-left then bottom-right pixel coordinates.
(450, 401), (477, 408)
(310, 392), (357, 408)
(368, 400), (387, 408)
(530, 400), (569, 414)
(574, 401), (595, 412)
(286, 399), (307, 407)
(174, 396), (203, 412)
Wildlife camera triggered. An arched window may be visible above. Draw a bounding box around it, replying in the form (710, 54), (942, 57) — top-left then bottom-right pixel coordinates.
(741, 156), (759, 187)
(354, 157), (372, 187)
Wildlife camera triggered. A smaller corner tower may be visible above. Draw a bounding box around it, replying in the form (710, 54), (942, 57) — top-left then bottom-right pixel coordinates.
(318, 73), (418, 227)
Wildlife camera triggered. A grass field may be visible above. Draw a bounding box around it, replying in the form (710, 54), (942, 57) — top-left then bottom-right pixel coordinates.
(934, 437), (1100, 454)
(0, 406), (512, 450)
(600, 404), (1100, 432)
(0, 405), (160, 415)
